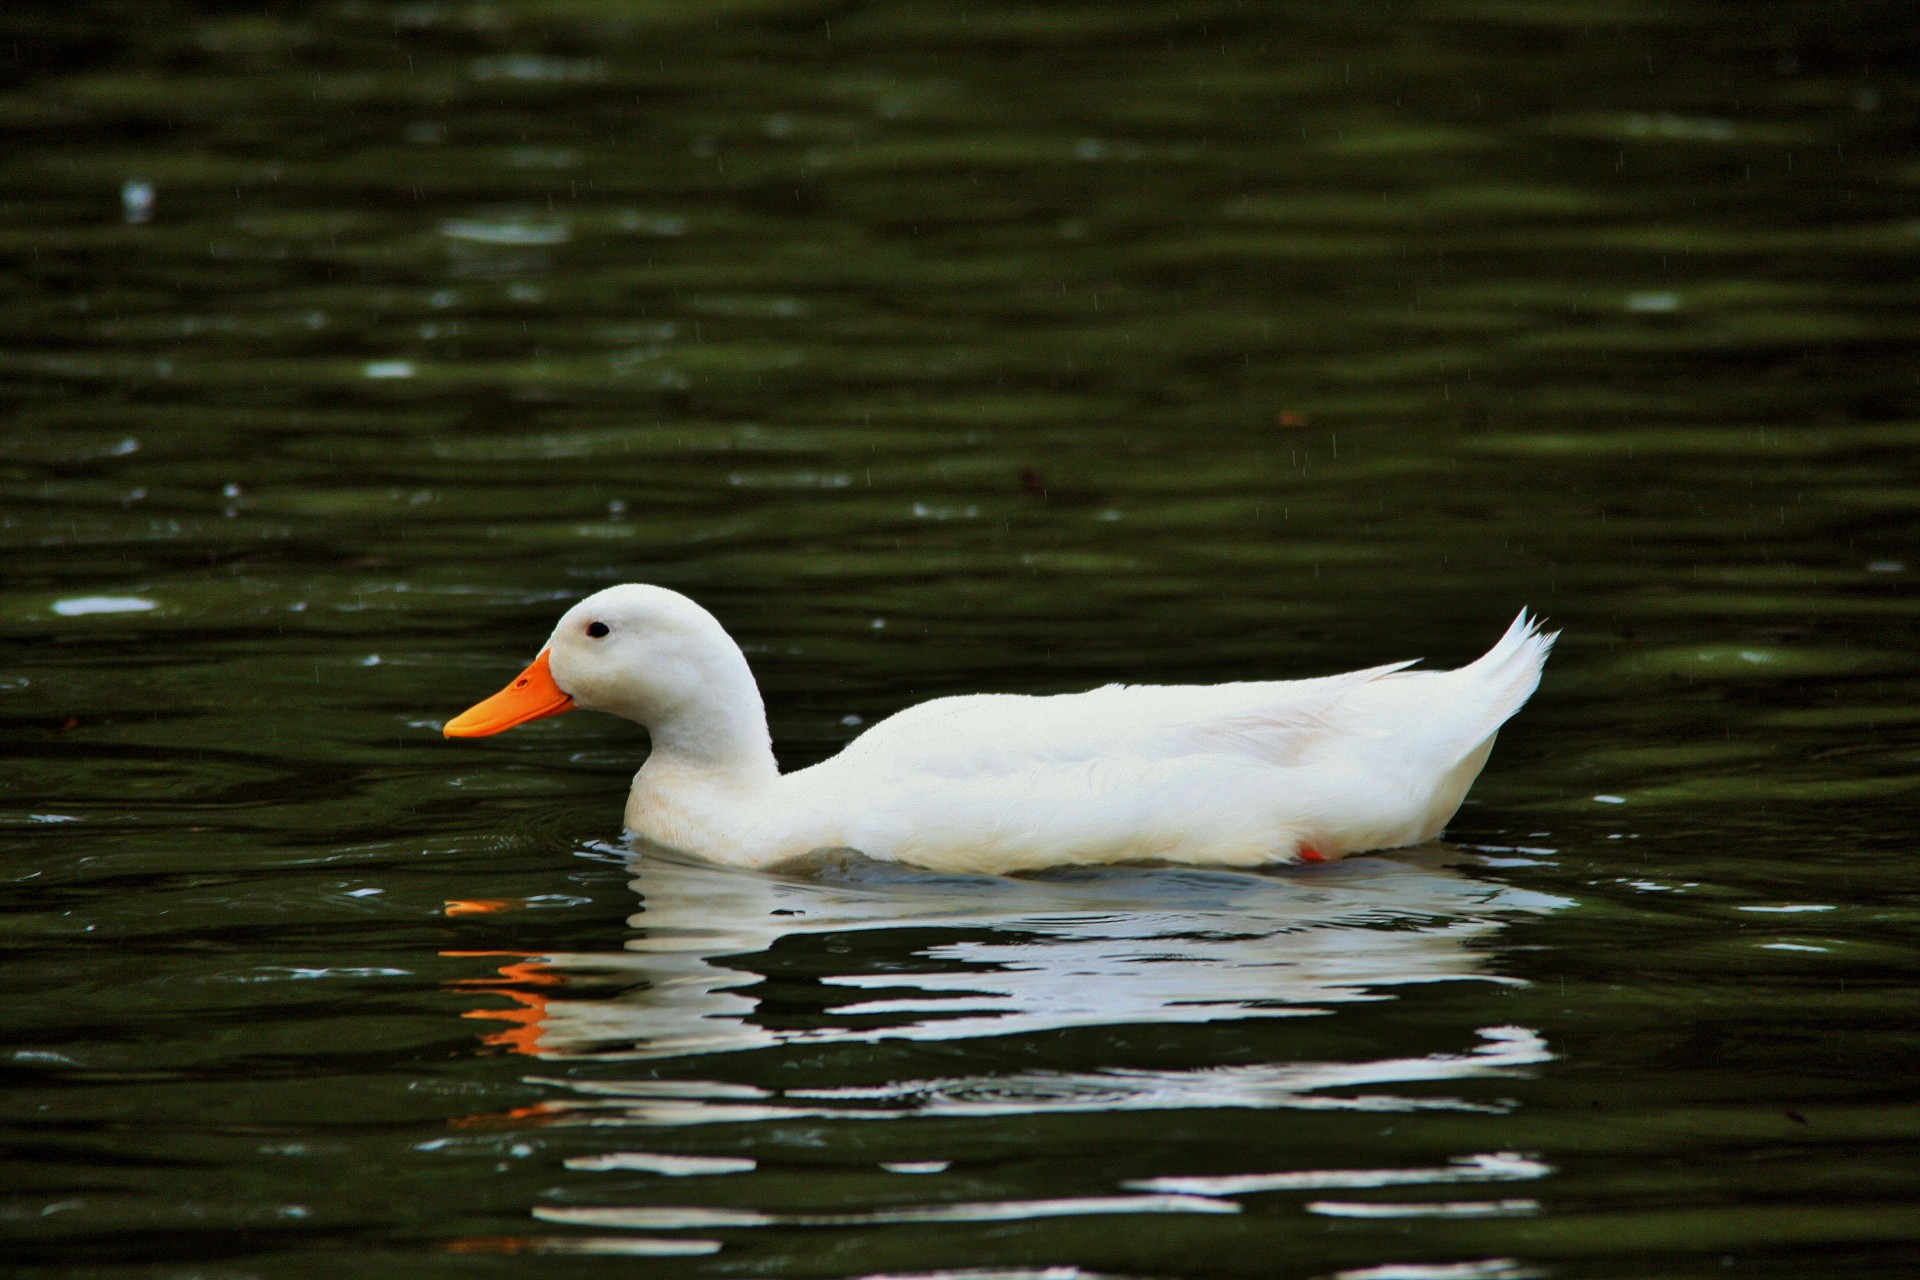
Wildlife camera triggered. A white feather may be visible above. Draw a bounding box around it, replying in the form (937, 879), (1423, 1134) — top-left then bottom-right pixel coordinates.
(475, 585), (1555, 873)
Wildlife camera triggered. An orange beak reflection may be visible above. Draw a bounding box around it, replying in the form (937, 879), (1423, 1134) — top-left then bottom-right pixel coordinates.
(443, 649), (574, 738)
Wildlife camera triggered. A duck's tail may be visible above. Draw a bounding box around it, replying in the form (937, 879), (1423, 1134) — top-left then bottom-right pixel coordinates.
(1450, 608), (1557, 743)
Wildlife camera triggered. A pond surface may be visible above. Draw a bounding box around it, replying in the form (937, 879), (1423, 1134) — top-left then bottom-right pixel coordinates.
(5, 2), (1919, 1277)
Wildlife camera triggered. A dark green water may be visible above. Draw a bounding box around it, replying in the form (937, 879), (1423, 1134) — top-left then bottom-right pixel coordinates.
(6, 2), (1919, 1276)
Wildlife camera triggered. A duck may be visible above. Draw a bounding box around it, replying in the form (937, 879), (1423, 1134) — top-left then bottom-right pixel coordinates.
(443, 584), (1555, 875)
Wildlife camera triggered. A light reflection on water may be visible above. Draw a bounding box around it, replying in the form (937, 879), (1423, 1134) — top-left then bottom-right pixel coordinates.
(466, 846), (1567, 1062)
(440, 848), (1566, 1256)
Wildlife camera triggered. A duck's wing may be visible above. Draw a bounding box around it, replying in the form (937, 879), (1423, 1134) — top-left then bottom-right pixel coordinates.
(788, 613), (1554, 871)
(830, 611), (1556, 783)
(1082, 610), (1556, 777)
(1077, 660), (1423, 766)
(824, 658), (1421, 780)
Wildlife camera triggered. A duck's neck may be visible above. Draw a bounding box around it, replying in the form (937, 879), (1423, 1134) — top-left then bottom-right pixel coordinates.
(635, 649), (780, 792)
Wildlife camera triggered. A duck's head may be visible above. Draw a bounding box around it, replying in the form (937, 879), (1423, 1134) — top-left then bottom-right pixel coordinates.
(443, 584), (753, 738)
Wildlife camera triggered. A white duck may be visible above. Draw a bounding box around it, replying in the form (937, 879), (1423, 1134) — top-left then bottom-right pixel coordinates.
(444, 584), (1554, 875)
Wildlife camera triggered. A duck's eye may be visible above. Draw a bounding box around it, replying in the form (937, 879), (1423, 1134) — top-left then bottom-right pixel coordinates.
(586, 621), (610, 639)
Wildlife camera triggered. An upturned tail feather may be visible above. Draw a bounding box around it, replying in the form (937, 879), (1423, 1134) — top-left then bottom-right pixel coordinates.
(1455, 608), (1558, 744)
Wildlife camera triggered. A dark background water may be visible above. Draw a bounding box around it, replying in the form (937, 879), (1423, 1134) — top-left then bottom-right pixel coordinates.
(5, 2), (1919, 1277)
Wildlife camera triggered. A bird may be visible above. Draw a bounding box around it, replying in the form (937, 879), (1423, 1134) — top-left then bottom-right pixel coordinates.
(443, 584), (1554, 875)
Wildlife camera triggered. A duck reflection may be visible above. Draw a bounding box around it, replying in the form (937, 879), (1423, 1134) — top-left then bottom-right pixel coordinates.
(452, 846), (1568, 1063)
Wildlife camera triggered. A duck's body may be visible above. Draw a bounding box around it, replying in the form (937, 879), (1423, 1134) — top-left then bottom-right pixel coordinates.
(445, 585), (1554, 874)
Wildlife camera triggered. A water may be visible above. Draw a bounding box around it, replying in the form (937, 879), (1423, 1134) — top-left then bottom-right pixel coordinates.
(5, 2), (1918, 1276)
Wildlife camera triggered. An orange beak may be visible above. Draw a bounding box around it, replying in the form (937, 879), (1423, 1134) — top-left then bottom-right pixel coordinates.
(443, 649), (575, 738)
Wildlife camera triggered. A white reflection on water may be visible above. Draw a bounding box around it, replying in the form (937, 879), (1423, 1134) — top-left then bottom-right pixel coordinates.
(446, 849), (1571, 1261)
(477, 846), (1567, 1063)
(1307, 1198), (1539, 1218)
(526, 1024), (1547, 1126)
(564, 1152), (755, 1175)
(1333, 1262), (1542, 1280)
(1128, 1151), (1551, 1195)
(534, 1193), (1237, 1230)
(444, 848), (1568, 1128)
